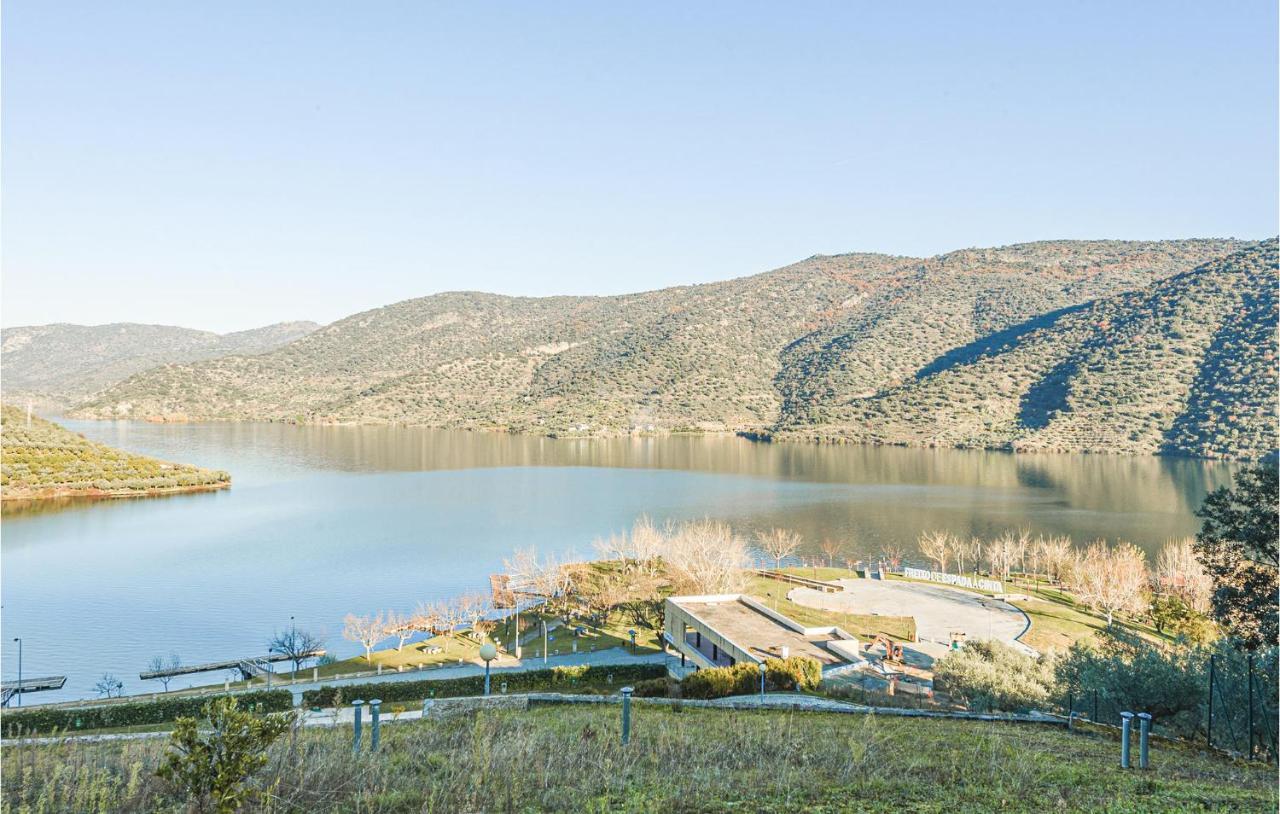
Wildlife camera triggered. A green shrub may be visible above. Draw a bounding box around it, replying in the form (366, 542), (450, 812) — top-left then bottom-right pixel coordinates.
(682, 657), (822, 700)
(301, 663), (665, 707)
(933, 640), (1056, 712)
(1, 690), (292, 736)
(630, 678), (669, 698)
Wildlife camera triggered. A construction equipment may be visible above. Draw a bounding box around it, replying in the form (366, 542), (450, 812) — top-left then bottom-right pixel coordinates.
(865, 634), (904, 664)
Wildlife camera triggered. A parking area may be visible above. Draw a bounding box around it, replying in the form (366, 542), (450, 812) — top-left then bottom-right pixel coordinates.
(787, 578), (1033, 665)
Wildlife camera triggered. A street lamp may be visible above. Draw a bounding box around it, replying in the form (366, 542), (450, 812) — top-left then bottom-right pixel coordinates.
(542, 620), (548, 665)
(479, 642), (498, 696)
(12, 638), (21, 707)
(758, 661), (767, 699)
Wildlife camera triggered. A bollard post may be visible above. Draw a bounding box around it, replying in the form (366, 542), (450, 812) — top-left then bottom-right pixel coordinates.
(1247, 654), (1255, 760)
(1119, 712), (1134, 768)
(369, 699), (382, 753)
(352, 700), (366, 754)
(1137, 712), (1151, 769)
(313, 667), (318, 683)
(1206, 654), (1215, 750)
(620, 686), (634, 745)
(1067, 689), (1074, 730)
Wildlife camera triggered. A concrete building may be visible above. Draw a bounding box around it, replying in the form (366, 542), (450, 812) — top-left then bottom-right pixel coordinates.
(663, 594), (864, 672)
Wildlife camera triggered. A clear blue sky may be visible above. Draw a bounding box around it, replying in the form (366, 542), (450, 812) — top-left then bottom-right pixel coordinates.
(3, 2), (1276, 332)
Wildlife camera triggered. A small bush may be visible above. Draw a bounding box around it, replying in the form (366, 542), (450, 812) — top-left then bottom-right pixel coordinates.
(681, 657), (822, 700)
(631, 678), (670, 698)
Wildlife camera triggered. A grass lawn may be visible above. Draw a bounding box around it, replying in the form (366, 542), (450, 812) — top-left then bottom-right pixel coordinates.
(746, 574), (917, 642)
(489, 608), (663, 660)
(5, 704), (1273, 812)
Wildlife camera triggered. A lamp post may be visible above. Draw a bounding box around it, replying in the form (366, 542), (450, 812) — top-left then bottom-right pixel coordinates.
(758, 660), (767, 699)
(12, 638), (21, 707)
(480, 642), (498, 696)
(542, 620), (548, 665)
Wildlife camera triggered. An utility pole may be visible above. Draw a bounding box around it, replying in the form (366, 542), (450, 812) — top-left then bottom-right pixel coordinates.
(12, 638), (21, 707)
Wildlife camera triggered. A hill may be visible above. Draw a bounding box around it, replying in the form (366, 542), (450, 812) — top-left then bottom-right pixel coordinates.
(775, 240), (1277, 459)
(2, 703), (1274, 812)
(0, 320), (319, 407)
(68, 239), (1275, 459)
(0, 405), (229, 501)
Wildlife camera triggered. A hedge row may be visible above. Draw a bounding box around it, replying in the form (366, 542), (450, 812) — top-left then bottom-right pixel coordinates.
(682, 657), (822, 700)
(302, 663), (667, 707)
(1, 690), (293, 736)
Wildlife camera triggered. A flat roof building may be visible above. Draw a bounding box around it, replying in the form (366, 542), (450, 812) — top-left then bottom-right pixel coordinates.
(664, 594), (863, 673)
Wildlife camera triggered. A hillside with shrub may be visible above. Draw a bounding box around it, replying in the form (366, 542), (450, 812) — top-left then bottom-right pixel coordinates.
(1, 320), (318, 408)
(68, 238), (1275, 459)
(0, 405), (229, 500)
(778, 240), (1277, 459)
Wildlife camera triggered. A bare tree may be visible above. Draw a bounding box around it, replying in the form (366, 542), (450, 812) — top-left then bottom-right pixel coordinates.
(820, 539), (842, 568)
(146, 653), (182, 692)
(880, 542), (906, 571)
(987, 532), (1022, 583)
(94, 673), (124, 698)
(411, 601), (442, 636)
(629, 515), (666, 575)
(1154, 538), (1213, 613)
(593, 531), (632, 571)
(268, 626), (325, 675)
(343, 612), (388, 663)
(756, 528), (802, 571)
(665, 519), (750, 594)
(1037, 535), (1074, 584)
(382, 611), (415, 652)
(458, 592), (492, 640)
(1074, 541), (1149, 626)
(917, 531), (953, 572)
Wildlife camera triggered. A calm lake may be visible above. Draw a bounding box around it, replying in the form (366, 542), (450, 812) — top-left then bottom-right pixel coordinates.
(2, 421), (1236, 702)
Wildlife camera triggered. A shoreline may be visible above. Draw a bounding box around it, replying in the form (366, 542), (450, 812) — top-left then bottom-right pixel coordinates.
(1, 480), (230, 504)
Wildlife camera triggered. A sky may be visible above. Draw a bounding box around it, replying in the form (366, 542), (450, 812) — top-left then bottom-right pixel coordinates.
(2, 2), (1276, 332)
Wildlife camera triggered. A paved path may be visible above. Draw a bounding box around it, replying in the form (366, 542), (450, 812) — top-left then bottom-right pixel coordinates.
(788, 579), (1034, 664)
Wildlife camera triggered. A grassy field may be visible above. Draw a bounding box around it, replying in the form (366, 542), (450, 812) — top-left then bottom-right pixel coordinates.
(4, 703), (1273, 813)
(748, 574), (917, 642)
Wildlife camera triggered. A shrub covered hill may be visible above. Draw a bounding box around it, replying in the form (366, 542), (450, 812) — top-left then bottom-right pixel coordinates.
(0, 405), (229, 500)
(1, 320), (318, 408)
(70, 238), (1277, 460)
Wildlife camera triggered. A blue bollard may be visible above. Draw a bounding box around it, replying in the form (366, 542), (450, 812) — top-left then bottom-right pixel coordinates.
(352, 699), (366, 754)
(1119, 711), (1134, 768)
(620, 687), (634, 745)
(370, 699), (382, 753)
(1137, 712), (1152, 769)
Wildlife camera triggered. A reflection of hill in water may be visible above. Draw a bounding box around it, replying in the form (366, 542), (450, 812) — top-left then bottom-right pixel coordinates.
(57, 421), (1236, 556)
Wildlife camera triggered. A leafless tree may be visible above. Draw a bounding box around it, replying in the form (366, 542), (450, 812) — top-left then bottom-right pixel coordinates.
(880, 542), (906, 570)
(593, 531), (632, 571)
(756, 528), (802, 571)
(1154, 538), (1213, 613)
(381, 610), (415, 652)
(918, 531), (953, 572)
(629, 515), (666, 575)
(987, 532), (1023, 583)
(820, 539), (843, 568)
(666, 519), (750, 594)
(268, 625), (325, 674)
(1037, 535), (1074, 583)
(411, 601), (442, 636)
(146, 653), (182, 692)
(458, 592), (492, 640)
(1074, 541), (1149, 626)
(94, 673), (124, 698)
(343, 612), (388, 662)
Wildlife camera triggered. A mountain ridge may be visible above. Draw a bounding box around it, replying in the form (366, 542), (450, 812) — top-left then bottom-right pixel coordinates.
(63, 238), (1275, 460)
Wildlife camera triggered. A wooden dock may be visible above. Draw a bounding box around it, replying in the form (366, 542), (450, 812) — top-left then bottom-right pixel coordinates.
(139, 650), (324, 681)
(1, 676), (67, 706)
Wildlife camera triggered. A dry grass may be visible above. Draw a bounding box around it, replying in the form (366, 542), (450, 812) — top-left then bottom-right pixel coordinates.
(3, 704), (1274, 813)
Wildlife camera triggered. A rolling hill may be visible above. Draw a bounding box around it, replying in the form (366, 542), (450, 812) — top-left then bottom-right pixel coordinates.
(0, 404), (229, 501)
(0, 320), (319, 408)
(67, 238), (1276, 459)
(774, 240), (1277, 459)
